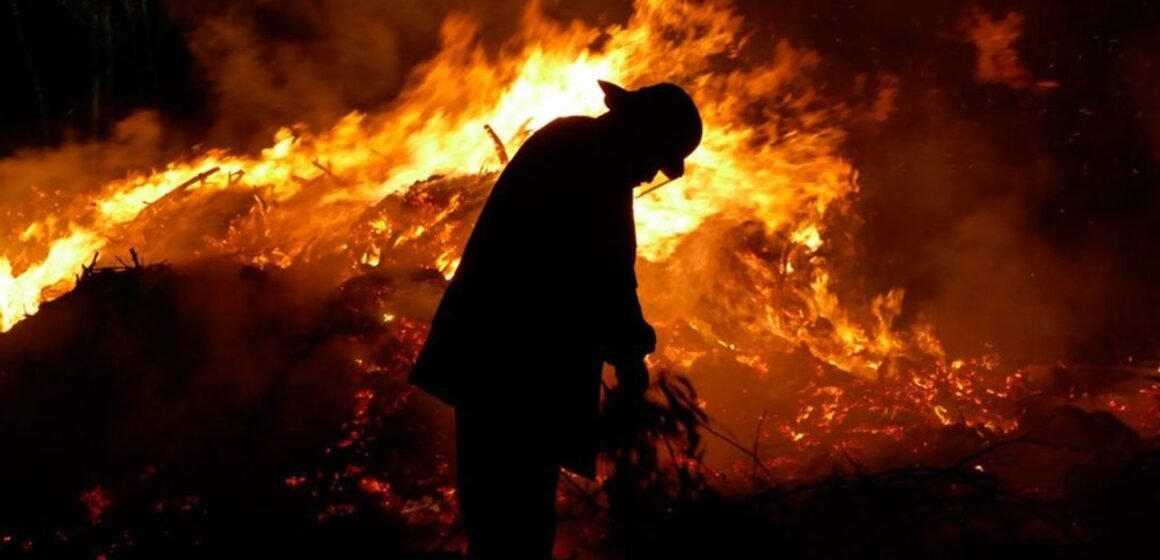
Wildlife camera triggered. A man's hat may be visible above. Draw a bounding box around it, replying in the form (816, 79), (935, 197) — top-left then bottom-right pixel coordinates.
(598, 80), (703, 179)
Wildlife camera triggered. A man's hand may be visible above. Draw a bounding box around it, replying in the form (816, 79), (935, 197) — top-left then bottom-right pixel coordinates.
(614, 358), (650, 397)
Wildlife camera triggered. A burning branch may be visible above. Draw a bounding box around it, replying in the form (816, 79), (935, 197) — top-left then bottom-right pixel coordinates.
(116, 248), (143, 269)
(483, 124), (509, 165)
(78, 249), (164, 283)
(141, 167), (221, 218)
(79, 252), (100, 280)
(312, 159), (349, 185)
(166, 167), (220, 199)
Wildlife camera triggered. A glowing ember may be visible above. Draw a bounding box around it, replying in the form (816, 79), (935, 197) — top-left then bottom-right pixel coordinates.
(79, 486), (113, 524)
(959, 5), (1059, 91)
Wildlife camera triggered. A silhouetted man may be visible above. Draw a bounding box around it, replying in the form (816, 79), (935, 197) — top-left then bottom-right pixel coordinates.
(409, 80), (702, 559)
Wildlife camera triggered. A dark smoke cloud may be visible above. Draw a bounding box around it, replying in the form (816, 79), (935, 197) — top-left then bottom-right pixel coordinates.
(163, 0), (633, 149)
(163, 0), (439, 148)
(0, 111), (163, 208)
(732, 0), (1160, 362)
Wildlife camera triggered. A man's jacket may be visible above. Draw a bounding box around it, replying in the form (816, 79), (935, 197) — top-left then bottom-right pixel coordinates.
(408, 116), (656, 477)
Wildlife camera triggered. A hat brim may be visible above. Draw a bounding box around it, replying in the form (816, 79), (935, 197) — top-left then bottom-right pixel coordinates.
(660, 159), (684, 180)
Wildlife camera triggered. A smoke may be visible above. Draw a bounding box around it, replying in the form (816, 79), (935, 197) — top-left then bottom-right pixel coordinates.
(0, 111), (162, 202)
(847, 90), (1084, 361)
(163, 0), (423, 148)
(0, 111), (168, 254)
(725, 0), (1160, 362)
(162, 0), (631, 150)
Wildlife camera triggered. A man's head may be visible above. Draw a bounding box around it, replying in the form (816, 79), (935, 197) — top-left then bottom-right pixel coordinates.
(598, 80), (703, 185)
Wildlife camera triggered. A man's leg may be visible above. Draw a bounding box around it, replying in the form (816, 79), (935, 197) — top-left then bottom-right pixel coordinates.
(456, 407), (560, 559)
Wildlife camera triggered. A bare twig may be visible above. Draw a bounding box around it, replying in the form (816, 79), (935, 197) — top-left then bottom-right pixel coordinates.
(700, 422), (776, 481)
(79, 252), (100, 281)
(635, 177), (678, 199)
(752, 409), (767, 481)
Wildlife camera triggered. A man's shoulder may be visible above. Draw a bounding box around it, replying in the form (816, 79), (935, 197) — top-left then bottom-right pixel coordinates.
(540, 115), (600, 132)
(527, 115), (601, 146)
(506, 115), (602, 169)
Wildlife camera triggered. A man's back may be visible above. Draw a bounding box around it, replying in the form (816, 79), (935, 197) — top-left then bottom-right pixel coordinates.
(410, 115), (639, 408)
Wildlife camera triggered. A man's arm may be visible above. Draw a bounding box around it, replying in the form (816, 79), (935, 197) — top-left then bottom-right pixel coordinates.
(597, 188), (655, 395)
